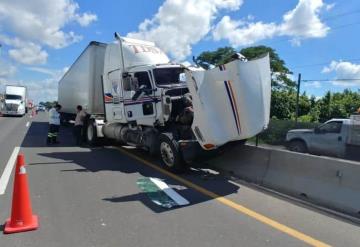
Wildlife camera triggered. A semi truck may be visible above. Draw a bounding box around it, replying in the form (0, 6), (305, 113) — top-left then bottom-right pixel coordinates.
(1, 85), (27, 116)
(58, 33), (271, 172)
(286, 115), (360, 160)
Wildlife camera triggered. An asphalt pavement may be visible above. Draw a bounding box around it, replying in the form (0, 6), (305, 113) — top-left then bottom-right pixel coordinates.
(0, 112), (359, 247)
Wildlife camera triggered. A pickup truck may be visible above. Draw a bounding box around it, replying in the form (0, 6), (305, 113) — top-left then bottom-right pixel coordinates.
(286, 115), (360, 159)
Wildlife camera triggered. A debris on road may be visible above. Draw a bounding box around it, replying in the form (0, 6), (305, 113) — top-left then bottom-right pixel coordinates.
(137, 177), (189, 208)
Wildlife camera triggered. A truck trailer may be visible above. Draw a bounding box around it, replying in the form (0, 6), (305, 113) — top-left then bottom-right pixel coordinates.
(58, 33), (271, 172)
(2, 85), (27, 116)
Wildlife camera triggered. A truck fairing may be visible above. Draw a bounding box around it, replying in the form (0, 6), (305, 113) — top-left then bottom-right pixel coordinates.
(185, 54), (271, 149)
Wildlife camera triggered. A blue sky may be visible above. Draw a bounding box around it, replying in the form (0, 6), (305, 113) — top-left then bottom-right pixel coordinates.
(0, 0), (359, 102)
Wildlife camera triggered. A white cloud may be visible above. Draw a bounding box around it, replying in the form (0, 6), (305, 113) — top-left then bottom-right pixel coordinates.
(304, 81), (322, 88)
(0, 0), (97, 64)
(76, 12), (98, 27)
(23, 67), (69, 102)
(127, 0), (243, 60)
(213, 0), (330, 47)
(0, 61), (16, 78)
(322, 60), (360, 86)
(325, 3), (336, 11)
(9, 43), (48, 65)
(213, 16), (278, 46)
(279, 0), (329, 39)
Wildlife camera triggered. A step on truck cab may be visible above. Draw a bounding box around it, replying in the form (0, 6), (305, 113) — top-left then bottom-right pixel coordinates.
(58, 33), (271, 172)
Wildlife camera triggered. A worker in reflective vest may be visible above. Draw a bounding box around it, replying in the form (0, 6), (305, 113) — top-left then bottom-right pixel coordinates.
(47, 104), (62, 144)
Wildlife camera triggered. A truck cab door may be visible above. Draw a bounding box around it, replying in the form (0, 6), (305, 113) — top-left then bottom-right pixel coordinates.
(311, 121), (345, 157)
(123, 71), (157, 126)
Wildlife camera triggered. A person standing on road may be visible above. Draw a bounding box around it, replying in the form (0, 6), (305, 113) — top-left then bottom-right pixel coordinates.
(47, 104), (62, 145)
(74, 105), (87, 146)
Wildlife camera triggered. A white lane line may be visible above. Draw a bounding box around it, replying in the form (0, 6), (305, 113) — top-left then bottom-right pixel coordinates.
(26, 121), (30, 127)
(0, 147), (20, 195)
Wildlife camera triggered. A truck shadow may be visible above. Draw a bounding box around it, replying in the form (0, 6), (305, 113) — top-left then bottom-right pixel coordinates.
(23, 115), (240, 213)
(33, 147), (239, 213)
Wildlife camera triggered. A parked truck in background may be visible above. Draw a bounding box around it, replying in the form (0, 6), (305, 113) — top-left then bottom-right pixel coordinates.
(286, 115), (360, 160)
(58, 33), (271, 172)
(1, 85), (27, 117)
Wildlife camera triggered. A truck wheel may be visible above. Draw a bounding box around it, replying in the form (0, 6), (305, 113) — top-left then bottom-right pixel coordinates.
(159, 133), (185, 173)
(288, 140), (307, 153)
(86, 120), (98, 146)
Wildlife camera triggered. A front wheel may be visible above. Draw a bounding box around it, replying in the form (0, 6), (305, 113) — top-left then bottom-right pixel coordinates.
(159, 133), (185, 173)
(86, 120), (98, 146)
(288, 140), (307, 153)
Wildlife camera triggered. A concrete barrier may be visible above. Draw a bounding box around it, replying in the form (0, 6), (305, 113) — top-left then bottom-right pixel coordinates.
(209, 144), (360, 218)
(208, 144), (271, 184)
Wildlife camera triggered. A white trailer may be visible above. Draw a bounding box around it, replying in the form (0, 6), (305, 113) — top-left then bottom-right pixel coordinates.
(2, 85), (27, 116)
(58, 33), (271, 172)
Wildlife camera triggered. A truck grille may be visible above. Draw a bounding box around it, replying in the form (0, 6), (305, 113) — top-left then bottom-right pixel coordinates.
(5, 104), (19, 111)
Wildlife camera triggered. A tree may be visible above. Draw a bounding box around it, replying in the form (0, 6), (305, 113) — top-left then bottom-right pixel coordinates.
(194, 47), (236, 69)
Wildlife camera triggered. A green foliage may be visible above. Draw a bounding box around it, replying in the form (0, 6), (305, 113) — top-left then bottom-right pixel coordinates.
(39, 101), (58, 109)
(194, 47), (236, 69)
(195, 45), (296, 89)
(258, 119), (319, 145)
(194, 45), (360, 137)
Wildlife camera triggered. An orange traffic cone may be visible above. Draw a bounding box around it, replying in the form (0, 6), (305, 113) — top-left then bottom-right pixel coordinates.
(4, 154), (39, 234)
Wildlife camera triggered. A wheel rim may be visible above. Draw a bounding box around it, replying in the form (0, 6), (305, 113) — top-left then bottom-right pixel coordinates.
(87, 124), (93, 141)
(160, 142), (174, 167)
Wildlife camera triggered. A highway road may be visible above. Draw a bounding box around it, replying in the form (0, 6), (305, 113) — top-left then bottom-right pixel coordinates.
(0, 112), (359, 247)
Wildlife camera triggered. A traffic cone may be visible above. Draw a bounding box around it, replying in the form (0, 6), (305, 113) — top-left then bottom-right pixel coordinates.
(4, 154), (39, 234)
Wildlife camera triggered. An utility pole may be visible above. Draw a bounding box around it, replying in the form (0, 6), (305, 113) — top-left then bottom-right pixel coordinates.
(295, 73), (301, 125)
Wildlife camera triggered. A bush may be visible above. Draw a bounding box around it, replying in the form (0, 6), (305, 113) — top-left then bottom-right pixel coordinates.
(258, 119), (319, 145)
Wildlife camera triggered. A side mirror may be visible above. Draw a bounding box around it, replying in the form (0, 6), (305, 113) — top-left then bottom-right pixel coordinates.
(314, 127), (321, 134)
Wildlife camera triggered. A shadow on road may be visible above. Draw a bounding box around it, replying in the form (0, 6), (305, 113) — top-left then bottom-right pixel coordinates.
(33, 147), (239, 213)
(22, 121), (76, 148)
(23, 114), (240, 213)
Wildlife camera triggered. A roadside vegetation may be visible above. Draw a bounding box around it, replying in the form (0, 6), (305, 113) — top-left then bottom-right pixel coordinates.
(195, 46), (360, 145)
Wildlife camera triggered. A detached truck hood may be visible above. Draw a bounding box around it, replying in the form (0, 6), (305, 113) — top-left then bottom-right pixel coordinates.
(185, 54), (271, 150)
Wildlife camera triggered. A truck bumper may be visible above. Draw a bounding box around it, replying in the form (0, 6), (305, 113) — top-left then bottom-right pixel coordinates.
(179, 139), (247, 164)
(179, 140), (220, 164)
(2, 111), (24, 116)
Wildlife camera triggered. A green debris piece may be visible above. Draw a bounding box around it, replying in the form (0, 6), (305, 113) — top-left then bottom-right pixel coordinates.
(137, 178), (177, 208)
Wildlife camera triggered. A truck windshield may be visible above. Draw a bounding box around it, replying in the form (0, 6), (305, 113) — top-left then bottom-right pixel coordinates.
(5, 94), (22, 100)
(153, 68), (185, 86)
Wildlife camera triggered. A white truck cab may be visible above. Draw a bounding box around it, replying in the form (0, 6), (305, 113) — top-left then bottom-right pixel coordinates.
(59, 34), (271, 172)
(2, 85), (27, 116)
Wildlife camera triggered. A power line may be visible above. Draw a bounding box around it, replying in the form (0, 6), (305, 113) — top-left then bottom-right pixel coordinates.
(322, 9), (360, 21)
(302, 78), (360, 82)
(291, 58), (360, 69)
(264, 20), (360, 46)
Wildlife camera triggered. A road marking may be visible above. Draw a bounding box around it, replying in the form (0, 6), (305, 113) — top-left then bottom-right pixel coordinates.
(0, 147), (20, 195)
(116, 147), (331, 247)
(26, 121), (30, 127)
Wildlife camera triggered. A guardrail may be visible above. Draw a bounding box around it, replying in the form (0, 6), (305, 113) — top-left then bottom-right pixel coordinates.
(208, 144), (360, 218)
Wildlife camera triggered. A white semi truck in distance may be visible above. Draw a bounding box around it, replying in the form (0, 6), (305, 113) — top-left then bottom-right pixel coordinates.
(2, 85), (27, 116)
(58, 33), (271, 172)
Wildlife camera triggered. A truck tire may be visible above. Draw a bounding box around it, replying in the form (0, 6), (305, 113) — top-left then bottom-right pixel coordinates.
(159, 133), (185, 173)
(86, 120), (98, 146)
(288, 140), (307, 153)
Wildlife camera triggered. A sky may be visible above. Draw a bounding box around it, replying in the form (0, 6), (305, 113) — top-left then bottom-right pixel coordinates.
(0, 0), (359, 103)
